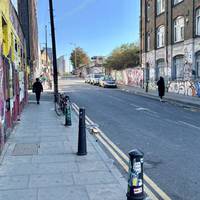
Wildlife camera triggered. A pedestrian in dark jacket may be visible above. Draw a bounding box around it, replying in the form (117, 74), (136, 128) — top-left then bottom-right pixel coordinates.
(157, 76), (165, 101)
(32, 78), (43, 104)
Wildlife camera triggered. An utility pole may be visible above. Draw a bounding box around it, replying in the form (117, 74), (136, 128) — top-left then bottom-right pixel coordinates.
(49, 0), (58, 102)
(45, 25), (48, 69)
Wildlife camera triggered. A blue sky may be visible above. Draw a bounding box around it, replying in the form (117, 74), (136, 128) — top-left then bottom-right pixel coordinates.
(38, 0), (140, 58)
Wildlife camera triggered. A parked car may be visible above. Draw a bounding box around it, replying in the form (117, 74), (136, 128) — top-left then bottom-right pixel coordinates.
(85, 74), (91, 83)
(90, 74), (104, 85)
(99, 76), (117, 88)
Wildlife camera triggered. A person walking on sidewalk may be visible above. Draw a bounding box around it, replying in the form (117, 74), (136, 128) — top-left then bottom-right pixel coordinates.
(157, 76), (165, 102)
(32, 78), (43, 104)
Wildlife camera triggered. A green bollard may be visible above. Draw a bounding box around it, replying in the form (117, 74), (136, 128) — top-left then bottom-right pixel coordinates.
(64, 100), (72, 126)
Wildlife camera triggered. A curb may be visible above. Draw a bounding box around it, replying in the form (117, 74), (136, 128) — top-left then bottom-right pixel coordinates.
(118, 86), (200, 110)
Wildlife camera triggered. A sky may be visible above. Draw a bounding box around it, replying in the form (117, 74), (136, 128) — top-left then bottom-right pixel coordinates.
(38, 0), (140, 59)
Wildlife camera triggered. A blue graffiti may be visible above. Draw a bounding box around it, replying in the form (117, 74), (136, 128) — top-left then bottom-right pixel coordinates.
(195, 82), (200, 97)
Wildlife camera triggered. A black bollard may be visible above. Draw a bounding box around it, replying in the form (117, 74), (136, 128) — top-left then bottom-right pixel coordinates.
(77, 108), (87, 156)
(64, 99), (72, 126)
(127, 149), (144, 200)
(145, 81), (149, 93)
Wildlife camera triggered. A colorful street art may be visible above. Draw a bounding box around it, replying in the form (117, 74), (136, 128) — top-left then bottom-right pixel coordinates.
(111, 68), (144, 88)
(0, 1), (28, 153)
(168, 80), (199, 97)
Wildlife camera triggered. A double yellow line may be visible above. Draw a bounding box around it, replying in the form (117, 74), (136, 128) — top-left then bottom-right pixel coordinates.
(72, 103), (172, 200)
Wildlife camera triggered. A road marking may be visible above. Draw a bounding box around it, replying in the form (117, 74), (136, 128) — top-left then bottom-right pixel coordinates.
(96, 134), (159, 200)
(72, 102), (172, 200)
(178, 121), (200, 131)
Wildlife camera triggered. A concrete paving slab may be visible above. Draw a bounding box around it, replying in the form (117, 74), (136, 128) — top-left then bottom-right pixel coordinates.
(77, 160), (108, 172)
(36, 162), (78, 175)
(73, 171), (116, 185)
(29, 173), (74, 188)
(2, 155), (32, 165)
(0, 176), (29, 190)
(0, 189), (37, 200)
(32, 154), (76, 163)
(38, 186), (90, 200)
(86, 184), (126, 200)
(0, 163), (37, 176)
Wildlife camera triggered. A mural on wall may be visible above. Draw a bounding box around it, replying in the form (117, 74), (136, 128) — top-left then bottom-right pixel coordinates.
(112, 68), (144, 88)
(168, 80), (199, 97)
(126, 68), (143, 87)
(0, 66), (5, 124)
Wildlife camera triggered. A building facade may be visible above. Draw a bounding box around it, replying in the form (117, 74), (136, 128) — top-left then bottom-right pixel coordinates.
(0, 0), (28, 153)
(17, 0), (39, 83)
(141, 0), (200, 96)
(57, 55), (66, 76)
(39, 48), (53, 90)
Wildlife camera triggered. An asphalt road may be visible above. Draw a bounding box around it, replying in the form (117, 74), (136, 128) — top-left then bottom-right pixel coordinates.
(60, 77), (200, 200)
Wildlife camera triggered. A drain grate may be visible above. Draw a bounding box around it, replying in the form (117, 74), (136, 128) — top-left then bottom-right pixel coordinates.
(12, 144), (38, 156)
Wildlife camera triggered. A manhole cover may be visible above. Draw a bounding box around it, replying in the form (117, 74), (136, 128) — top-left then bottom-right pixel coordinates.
(12, 144), (38, 156)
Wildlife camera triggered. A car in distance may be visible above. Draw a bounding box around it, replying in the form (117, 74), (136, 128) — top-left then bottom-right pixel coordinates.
(85, 74), (91, 83)
(99, 76), (117, 88)
(90, 74), (104, 85)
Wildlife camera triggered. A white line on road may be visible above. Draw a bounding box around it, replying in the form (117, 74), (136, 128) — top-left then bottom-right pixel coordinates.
(178, 121), (200, 131)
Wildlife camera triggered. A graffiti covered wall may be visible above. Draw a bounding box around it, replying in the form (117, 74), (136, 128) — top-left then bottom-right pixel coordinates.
(0, 0), (28, 152)
(111, 67), (144, 88)
(168, 81), (200, 97)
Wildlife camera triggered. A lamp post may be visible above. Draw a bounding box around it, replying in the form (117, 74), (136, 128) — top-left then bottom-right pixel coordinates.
(49, 0), (58, 103)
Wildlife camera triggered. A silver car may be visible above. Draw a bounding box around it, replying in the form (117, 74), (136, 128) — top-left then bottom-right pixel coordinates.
(99, 76), (117, 88)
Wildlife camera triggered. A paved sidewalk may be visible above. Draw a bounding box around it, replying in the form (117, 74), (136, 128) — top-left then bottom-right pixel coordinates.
(0, 101), (127, 200)
(118, 85), (200, 108)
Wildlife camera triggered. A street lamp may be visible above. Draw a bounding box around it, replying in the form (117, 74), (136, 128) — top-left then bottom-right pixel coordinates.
(69, 43), (77, 69)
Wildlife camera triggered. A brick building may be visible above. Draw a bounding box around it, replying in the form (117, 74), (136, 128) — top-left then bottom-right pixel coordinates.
(141, 0), (200, 96)
(17, 0), (39, 83)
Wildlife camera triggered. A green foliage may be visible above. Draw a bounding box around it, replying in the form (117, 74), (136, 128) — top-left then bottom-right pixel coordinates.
(70, 47), (89, 69)
(104, 43), (140, 70)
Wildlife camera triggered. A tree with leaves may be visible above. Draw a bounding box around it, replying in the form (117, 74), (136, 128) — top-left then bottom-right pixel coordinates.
(70, 47), (89, 69)
(104, 43), (140, 70)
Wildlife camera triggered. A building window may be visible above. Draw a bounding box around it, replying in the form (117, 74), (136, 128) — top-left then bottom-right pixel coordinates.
(174, 0), (183, 5)
(157, 0), (165, 15)
(173, 55), (184, 80)
(174, 16), (184, 43)
(157, 25), (165, 48)
(155, 59), (165, 81)
(195, 52), (200, 78)
(147, 33), (150, 51)
(196, 8), (200, 36)
(147, 2), (150, 22)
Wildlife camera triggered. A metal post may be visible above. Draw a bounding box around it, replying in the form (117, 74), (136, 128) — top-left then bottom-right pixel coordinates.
(127, 149), (144, 200)
(64, 96), (72, 126)
(49, 0), (58, 102)
(75, 47), (77, 69)
(77, 108), (87, 156)
(45, 25), (48, 68)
